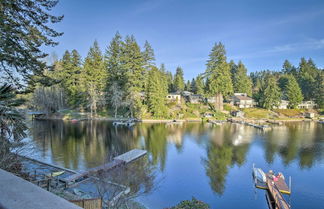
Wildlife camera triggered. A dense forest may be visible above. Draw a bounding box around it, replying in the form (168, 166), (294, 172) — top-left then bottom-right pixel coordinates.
(28, 32), (324, 119)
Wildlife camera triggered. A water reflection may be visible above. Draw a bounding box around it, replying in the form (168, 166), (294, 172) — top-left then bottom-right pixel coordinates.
(29, 120), (324, 206)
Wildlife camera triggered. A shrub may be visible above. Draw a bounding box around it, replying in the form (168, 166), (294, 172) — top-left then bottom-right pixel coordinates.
(171, 198), (210, 209)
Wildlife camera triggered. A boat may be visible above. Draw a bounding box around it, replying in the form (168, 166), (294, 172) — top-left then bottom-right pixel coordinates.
(252, 166), (267, 189)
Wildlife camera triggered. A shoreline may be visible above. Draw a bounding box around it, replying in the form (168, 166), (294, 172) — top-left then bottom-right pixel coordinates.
(32, 116), (319, 123)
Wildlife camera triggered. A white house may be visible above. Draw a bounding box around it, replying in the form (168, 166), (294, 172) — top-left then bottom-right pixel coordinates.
(166, 93), (181, 103)
(298, 101), (317, 109)
(232, 93), (254, 108)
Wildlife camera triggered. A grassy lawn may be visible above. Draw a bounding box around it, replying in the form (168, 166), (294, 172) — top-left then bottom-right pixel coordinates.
(273, 109), (304, 117)
(242, 108), (272, 119)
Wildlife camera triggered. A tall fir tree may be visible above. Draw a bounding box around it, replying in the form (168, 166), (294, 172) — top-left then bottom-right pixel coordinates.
(314, 70), (324, 108)
(174, 67), (185, 92)
(190, 78), (196, 93)
(297, 58), (318, 100)
(285, 75), (303, 109)
(259, 75), (281, 110)
(146, 67), (168, 118)
(83, 41), (106, 117)
(204, 42), (233, 97)
(105, 32), (124, 87)
(230, 60), (252, 96)
(120, 35), (146, 117)
(195, 74), (205, 95)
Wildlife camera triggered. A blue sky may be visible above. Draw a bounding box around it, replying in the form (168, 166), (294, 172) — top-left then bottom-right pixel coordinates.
(47, 0), (324, 80)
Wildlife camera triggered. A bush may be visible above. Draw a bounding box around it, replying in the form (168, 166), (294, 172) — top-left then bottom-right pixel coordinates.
(171, 198), (210, 209)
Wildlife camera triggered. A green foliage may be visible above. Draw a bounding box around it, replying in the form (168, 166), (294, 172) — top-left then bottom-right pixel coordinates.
(204, 42), (233, 97)
(297, 58), (318, 100)
(171, 198), (210, 209)
(195, 75), (205, 95)
(0, 84), (27, 171)
(286, 75), (303, 108)
(230, 60), (252, 96)
(83, 41), (107, 116)
(0, 0), (63, 85)
(174, 67), (185, 92)
(259, 75), (281, 110)
(146, 67), (168, 118)
(314, 70), (324, 108)
(242, 108), (271, 119)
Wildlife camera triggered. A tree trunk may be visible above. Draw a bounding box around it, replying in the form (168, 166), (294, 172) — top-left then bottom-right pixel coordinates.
(215, 93), (223, 111)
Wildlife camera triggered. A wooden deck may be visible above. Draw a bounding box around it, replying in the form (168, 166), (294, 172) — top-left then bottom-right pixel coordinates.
(267, 174), (291, 195)
(64, 149), (147, 184)
(267, 178), (291, 209)
(114, 149), (147, 163)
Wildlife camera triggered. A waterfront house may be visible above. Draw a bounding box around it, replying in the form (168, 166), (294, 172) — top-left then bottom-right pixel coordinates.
(232, 93), (254, 108)
(205, 96), (217, 103)
(298, 101), (317, 109)
(188, 94), (203, 104)
(277, 100), (289, 109)
(166, 92), (181, 103)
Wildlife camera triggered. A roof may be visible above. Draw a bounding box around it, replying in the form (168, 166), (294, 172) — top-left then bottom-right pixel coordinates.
(233, 95), (253, 100)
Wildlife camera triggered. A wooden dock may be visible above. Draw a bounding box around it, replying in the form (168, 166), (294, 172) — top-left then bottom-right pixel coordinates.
(267, 178), (291, 209)
(63, 149), (147, 184)
(114, 149), (147, 163)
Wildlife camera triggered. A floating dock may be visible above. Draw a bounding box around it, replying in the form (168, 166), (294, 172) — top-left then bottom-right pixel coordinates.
(114, 149), (147, 163)
(266, 178), (291, 209)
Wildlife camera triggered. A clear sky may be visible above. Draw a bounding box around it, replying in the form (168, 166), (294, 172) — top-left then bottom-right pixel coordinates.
(48, 0), (324, 80)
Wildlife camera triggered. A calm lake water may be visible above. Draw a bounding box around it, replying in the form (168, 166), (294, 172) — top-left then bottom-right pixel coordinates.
(27, 121), (324, 209)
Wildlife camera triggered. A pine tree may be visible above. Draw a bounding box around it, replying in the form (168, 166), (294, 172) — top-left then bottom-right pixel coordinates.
(297, 58), (318, 100)
(1, 0), (63, 85)
(83, 41), (106, 117)
(120, 35), (146, 117)
(286, 75), (303, 109)
(174, 67), (185, 92)
(204, 42), (233, 97)
(146, 67), (168, 118)
(195, 75), (205, 95)
(143, 41), (155, 68)
(105, 32), (124, 87)
(282, 60), (296, 75)
(190, 78), (196, 93)
(230, 60), (252, 96)
(185, 80), (191, 91)
(314, 70), (324, 108)
(259, 75), (281, 109)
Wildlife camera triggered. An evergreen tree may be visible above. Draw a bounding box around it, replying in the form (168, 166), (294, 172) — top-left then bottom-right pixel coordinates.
(282, 60), (297, 75)
(286, 75), (303, 108)
(120, 35), (146, 117)
(259, 75), (281, 109)
(174, 67), (185, 92)
(83, 41), (106, 117)
(204, 42), (233, 97)
(297, 58), (318, 100)
(230, 60), (252, 96)
(146, 67), (168, 118)
(185, 80), (191, 91)
(195, 75), (205, 95)
(0, 0), (63, 86)
(314, 70), (324, 108)
(190, 78), (196, 93)
(142, 41), (155, 68)
(160, 64), (173, 92)
(105, 32), (124, 86)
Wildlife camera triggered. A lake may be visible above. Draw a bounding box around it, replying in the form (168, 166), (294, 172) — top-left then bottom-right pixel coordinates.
(26, 120), (324, 209)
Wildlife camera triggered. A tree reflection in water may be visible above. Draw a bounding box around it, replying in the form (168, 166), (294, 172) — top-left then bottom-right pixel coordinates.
(29, 120), (324, 198)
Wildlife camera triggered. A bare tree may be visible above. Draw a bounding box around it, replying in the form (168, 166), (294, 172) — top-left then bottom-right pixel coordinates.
(32, 85), (65, 114)
(94, 157), (159, 209)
